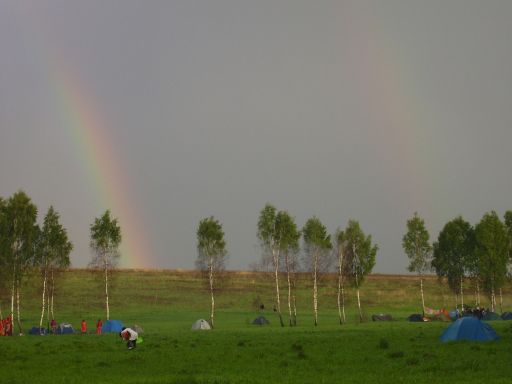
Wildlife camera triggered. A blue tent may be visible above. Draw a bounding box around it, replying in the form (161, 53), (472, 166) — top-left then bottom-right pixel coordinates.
(56, 323), (75, 334)
(408, 314), (423, 322)
(29, 327), (47, 335)
(102, 319), (124, 333)
(482, 312), (501, 321)
(439, 317), (499, 342)
(501, 312), (512, 320)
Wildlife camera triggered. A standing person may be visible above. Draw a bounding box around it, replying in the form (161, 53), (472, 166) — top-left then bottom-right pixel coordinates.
(119, 327), (138, 350)
(96, 319), (102, 334)
(81, 319), (87, 334)
(50, 319), (57, 334)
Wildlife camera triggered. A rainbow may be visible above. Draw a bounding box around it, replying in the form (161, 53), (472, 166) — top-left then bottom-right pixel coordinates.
(8, 2), (156, 268)
(54, 65), (154, 268)
(340, 3), (430, 211)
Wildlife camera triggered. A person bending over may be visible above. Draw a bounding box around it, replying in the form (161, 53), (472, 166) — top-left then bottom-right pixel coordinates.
(120, 327), (138, 350)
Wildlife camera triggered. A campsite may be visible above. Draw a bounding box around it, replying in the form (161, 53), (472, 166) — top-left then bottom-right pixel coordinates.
(2, 269), (512, 384)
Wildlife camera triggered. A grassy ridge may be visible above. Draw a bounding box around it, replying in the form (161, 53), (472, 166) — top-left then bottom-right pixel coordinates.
(1, 270), (512, 384)
(5, 270), (511, 327)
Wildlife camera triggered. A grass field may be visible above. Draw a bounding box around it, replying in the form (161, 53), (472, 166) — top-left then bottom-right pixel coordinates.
(1, 270), (512, 383)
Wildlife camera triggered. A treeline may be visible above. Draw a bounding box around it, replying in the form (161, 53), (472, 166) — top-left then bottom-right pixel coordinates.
(0, 190), (122, 335)
(195, 204), (379, 327)
(3, 190), (511, 331)
(0, 191), (73, 335)
(198, 204), (512, 327)
(405, 212), (512, 315)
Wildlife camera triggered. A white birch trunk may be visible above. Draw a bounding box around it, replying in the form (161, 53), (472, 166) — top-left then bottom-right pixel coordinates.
(273, 249), (283, 326)
(337, 270), (342, 324)
(313, 251), (318, 326)
(50, 268), (55, 319)
(285, 252), (292, 326)
(420, 277), (425, 315)
(353, 244), (363, 322)
(499, 288), (503, 314)
(39, 264), (48, 331)
(341, 285), (346, 323)
(209, 256), (215, 328)
(16, 285), (22, 335)
(356, 286), (362, 322)
(337, 249), (343, 325)
(11, 263), (15, 320)
(460, 276), (464, 311)
(104, 258), (110, 321)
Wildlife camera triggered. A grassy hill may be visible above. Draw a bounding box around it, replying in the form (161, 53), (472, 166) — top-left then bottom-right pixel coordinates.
(3, 269), (512, 329)
(1, 270), (512, 384)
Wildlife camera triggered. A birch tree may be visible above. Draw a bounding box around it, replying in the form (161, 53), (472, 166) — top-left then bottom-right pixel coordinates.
(37, 207), (72, 331)
(402, 212), (432, 315)
(302, 217), (331, 326)
(196, 216), (227, 329)
(335, 229), (347, 324)
(432, 216), (474, 311)
(1, 191), (38, 335)
(257, 204), (285, 327)
(343, 220), (377, 322)
(475, 211), (508, 312)
(275, 211), (300, 326)
(90, 210), (121, 321)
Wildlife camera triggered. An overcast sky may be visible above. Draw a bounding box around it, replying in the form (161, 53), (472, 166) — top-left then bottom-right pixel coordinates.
(1, 1), (512, 273)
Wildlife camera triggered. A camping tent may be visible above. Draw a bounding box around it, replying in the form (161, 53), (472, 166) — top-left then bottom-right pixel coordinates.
(191, 319), (211, 330)
(501, 312), (512, 320)
(252, 316), (269, 325)
(372, 314), (393, 321)
(56, 323), (75, 334)
(408, 314), (423, 322)
(482, 312), (501, 321)
(29, 327), (47, 335)
(102, 320), (124, 333)
(439, 317), (499, 342)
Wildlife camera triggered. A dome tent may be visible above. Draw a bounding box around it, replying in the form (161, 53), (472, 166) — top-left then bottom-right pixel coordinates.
(102, 320), (124, 333)
(252, 316), (269, 325)
(56, 323), (75, 334)
(191, 319), (211, 330)
(439, 317), (499, 342)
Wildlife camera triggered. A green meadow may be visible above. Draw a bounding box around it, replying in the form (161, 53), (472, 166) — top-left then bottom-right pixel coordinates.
(1, 270), (512, 384)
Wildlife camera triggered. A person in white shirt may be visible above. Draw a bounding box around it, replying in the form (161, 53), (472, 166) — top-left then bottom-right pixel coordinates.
(119, 327), (138, 349)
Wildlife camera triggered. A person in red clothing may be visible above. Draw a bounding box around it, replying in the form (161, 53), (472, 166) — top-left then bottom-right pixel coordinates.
(50, 319), (57, 334)
(5, 316), (12, 336)
(81, 319), (87, 334)
(96, 319), (102, 334)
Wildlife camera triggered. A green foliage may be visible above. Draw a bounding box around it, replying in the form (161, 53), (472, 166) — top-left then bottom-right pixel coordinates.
(402, 212), (432, 275)
(342, 220), (378, 286)
(37, 206), (73, 269)
(302, 217), (331, 256)
(431, 216), (475, 294)
(1, 191), (38, 283)
(257, 204), (277, 252)
(275, 211), (300, 254)
(475, 211), (509, 293)
(196, 216), (227, 271)
(89, 210), (122, 268)
(505, 210), (512, 259)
